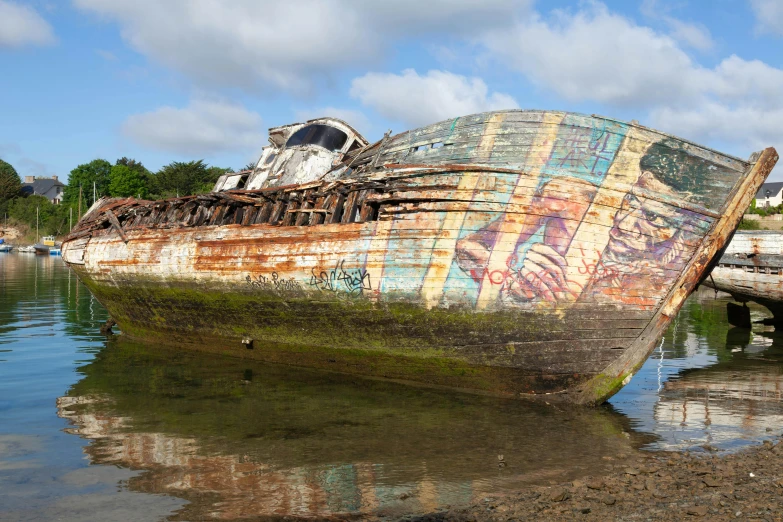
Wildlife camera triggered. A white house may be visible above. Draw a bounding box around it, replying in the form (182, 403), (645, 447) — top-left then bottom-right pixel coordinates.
(754, 182), (783, 209)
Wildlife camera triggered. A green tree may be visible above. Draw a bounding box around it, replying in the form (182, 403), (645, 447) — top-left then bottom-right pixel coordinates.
(9, 195), (53, 234)
(64, 159), (112, 206)
(116, 157), (149, 174)
(109, 164), (149, 198)
(154, 160), (228, 197)
(155, 160), (204, 197)
(8, 195), (75, 236)
(0, 158), (21, 216)
(116, 157), (154, 197)
(47, 202), (74, 235)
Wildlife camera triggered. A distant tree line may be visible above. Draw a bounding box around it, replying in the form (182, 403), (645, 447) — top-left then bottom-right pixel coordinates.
(0, 157), (232, 237)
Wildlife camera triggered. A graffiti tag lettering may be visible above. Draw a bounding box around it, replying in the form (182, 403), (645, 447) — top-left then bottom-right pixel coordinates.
(309, 260), (372, 295)
(245, 272), (303, 292)
(576, 247), (620, 285)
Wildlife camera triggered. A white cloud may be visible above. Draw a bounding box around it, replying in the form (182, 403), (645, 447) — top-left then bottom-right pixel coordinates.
(74, 0), (367, 94)
(294, 107), (371, 137)
(481, 3), (708, 107)
(72, 0), (527, 93)
(121, 99), (265, 156)
(350, 69), (518, 128)
(651, 104), (783, 154)
(640, 0), (714, 51)
(0, 0), (55, 48)
(665, 18), (713, 51)
(67, 0), (783, 166)
(750, 0), (783, 36)
(359, 0), (529, 34)
(476, 2), (783, 159)
(707, 55), (783, 109)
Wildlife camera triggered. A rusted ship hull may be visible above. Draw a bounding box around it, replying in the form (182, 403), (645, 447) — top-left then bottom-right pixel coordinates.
(61, 110), (778, 404)
(706, 231), (783, 322)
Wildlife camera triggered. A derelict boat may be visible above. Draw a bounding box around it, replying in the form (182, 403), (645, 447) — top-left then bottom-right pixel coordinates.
(61, 110), (778, 404)
(705, 230), (783, 324)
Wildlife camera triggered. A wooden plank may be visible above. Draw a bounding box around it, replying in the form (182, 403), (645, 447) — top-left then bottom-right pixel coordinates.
(341, 190), (361, 224)
(281, 197), (299, 226)
(312, 194), (330, 226)
(269, 200), (287, 225)
(241, 206), (257, 226)
(328, 194), (346, 224)
(104, 210), (128, 244)
(294, 190), (314, 226)
(358, 191), (379, 223)
(255, 200), (273, 224)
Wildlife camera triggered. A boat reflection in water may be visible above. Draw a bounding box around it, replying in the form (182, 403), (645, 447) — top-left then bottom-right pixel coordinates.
(57, 338), (644, 520)
(610, 289), (783, 451)
(52, 289), (783, 519)
(654, 327), (783, 449)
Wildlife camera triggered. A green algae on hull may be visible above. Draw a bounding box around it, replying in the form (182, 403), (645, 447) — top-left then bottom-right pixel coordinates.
(75, 269), (593, 397)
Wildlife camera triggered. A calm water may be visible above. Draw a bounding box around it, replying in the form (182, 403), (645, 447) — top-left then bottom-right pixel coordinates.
(1, 254), (782, 520)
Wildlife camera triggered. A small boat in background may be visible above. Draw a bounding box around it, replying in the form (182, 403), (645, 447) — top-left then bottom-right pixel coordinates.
(706, 230), (783, 325)
(34, 235), (57, 255)
(17, 245), (36, 254)
(49, 247), (62, 256)
(0, 244), (12, 253)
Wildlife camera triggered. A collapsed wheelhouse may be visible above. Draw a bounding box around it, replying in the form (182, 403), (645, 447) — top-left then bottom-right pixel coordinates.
(213, 118), (368, 192)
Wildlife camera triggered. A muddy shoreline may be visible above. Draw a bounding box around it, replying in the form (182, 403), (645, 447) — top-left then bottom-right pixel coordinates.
(404, 438), (783, 521)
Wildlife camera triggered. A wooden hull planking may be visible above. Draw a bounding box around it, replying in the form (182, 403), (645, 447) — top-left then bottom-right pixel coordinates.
(707, 231), (783, 319)
(62, 110), (778, 404)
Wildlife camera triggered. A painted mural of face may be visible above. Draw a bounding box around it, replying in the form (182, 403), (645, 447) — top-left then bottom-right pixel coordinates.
(606, 171), (687, 263)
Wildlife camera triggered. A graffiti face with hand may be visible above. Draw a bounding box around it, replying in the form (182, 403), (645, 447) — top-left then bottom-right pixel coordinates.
(607, 171), (684, 261)
(503, 242), (582, 304)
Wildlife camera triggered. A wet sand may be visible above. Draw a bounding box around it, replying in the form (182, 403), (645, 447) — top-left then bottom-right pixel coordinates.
(407, 438), (783, 521)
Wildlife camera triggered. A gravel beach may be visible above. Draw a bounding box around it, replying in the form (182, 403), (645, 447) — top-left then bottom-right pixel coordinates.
(406, 438), (783, 521)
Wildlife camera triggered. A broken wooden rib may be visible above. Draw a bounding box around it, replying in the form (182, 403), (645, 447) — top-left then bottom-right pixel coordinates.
(61, 110), (778, 404)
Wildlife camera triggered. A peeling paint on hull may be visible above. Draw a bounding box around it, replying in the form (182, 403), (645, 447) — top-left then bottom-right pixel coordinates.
(61, 110), (778, 404)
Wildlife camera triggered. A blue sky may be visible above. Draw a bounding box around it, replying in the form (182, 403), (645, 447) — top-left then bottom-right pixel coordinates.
(1, 0), (783, 181)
